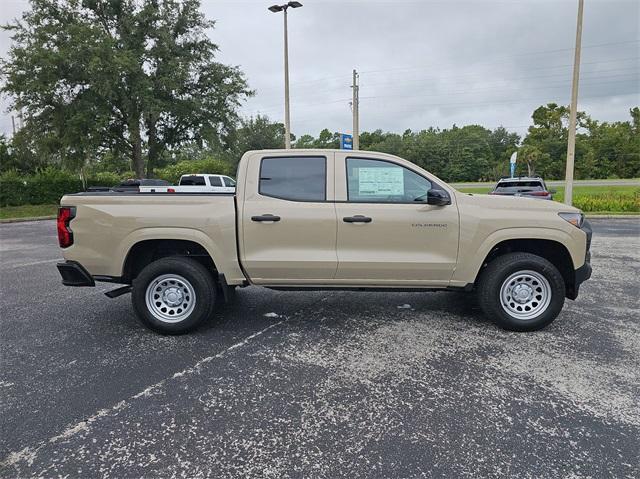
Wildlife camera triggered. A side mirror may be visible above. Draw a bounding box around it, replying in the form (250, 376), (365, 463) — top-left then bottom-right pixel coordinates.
(549, 189), (557, 194)
(427, 189), (451, 206)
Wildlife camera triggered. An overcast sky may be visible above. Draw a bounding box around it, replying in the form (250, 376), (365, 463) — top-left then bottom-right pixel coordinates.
(1, 0), (638, 139)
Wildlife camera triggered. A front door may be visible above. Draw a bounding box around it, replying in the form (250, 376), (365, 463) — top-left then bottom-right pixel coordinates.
(334, 155), (459, 286)
(241, 153), (338, 284)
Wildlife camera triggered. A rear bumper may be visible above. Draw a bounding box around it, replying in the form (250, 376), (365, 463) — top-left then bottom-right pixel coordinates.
(57, 261), (95, 287)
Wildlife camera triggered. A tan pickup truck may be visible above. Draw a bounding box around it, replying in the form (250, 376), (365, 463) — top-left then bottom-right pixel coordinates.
(57, 149), (592, 334)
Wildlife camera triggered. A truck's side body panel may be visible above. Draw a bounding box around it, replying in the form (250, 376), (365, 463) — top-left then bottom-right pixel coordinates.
(59, 194), (246, 284)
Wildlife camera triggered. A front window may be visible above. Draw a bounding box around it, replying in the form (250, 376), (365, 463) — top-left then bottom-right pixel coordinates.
(224, 177), (236, 187)
(346, 158), (432, 203)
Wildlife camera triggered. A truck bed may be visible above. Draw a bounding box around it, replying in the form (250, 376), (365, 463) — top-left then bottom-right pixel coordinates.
(59, 192), (244, 283)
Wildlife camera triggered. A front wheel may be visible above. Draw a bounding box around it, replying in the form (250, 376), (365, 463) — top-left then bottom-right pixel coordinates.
(477, 252), (566, 332)
(132, 257), (216, 334)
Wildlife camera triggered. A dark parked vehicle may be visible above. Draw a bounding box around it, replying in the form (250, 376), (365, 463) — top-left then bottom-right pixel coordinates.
(111, 179), (170, 192)
(490, 177), (555, 200)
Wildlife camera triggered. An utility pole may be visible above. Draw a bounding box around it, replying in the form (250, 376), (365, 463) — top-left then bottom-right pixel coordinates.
(564, 0), (584, 206)
(268, 2), (303, 149)
(352, 69), (359, 150)
(11, 115), (16, 135)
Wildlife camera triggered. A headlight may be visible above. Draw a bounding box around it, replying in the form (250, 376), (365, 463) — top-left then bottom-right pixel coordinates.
(559, 212), (585, 228)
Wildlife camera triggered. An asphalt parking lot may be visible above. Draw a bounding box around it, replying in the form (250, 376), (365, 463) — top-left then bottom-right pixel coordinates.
(1, 219), (638, 478)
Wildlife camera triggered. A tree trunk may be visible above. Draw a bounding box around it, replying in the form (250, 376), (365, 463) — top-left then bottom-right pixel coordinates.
(130, 115), (144, 178)
(146, 114), (159, 178)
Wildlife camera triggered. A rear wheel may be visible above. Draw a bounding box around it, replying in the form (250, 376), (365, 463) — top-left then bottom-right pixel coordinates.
(477, 252), (565, 331)
(132, 257), (216, 334)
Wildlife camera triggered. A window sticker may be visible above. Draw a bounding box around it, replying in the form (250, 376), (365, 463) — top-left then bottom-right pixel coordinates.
(358, 167), (404, 196)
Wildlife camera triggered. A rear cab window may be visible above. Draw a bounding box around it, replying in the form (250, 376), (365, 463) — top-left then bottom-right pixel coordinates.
(495, 181), (544, 192)
(180, 176), (206, 186)
(259, 156), (326, 202)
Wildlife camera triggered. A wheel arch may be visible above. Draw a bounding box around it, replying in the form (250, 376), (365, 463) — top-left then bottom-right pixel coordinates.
(453, 227), (580, 298)
(117, 228), (223, 283)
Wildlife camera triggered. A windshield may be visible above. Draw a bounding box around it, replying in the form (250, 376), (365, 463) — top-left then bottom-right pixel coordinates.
(495, 181), (544, 192)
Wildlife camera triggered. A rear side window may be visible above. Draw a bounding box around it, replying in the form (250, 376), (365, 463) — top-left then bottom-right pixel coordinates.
(209, 176), (223, 187)
(259, 156), (326, 201)
(181, 176), (206, 186)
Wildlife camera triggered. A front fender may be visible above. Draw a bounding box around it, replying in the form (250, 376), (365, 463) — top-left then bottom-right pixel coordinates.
(451, 226), (586, 286)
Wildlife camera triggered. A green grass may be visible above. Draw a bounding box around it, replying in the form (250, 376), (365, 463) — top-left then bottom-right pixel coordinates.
(0, 204), (58, 220)
(456, 185), (640, 213)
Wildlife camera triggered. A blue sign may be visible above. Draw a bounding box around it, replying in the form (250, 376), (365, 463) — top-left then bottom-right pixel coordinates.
(341, 133), (353, 150)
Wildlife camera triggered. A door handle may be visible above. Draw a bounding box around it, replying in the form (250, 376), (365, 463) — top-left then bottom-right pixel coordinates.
(343, 215), (372, 223)
(251, 214), (281, 222)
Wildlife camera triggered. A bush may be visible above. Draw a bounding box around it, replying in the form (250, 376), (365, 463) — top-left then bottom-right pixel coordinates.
(0, 168), (137, 206)
(573, 190), (640, 212)
(0, 159), (235, 206)
(0, 168), (83, 206)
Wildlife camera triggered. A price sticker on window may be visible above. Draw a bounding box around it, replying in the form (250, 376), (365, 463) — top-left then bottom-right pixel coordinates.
(358, 167), (404, 196)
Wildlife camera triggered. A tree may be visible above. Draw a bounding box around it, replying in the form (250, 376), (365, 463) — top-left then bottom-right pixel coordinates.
(518, 145), (549, 177)
(1, 0), (251, 177)
(227, 115), (285, 163)
(523, 103), (589, 179)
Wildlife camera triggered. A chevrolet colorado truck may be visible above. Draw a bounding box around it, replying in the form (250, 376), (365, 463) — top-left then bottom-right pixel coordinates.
(56, 149), (592, 334)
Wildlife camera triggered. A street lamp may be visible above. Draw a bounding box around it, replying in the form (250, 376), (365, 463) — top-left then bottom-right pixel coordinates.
(268, 1), (303, 149)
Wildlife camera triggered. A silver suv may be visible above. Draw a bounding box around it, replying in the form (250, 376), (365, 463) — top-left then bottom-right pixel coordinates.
(490, 176), (555, 200)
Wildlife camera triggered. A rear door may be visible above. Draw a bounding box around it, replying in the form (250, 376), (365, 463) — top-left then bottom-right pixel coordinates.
(334, 154), (459, 285)
(240, 153), (338, 284)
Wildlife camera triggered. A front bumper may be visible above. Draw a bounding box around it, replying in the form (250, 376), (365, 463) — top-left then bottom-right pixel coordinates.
(568, 220), (592, 300)
(57, 261), (95, 287)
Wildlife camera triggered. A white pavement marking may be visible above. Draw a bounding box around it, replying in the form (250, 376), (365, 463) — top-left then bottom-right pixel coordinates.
(0, 319), (288, 469)
(9, 259), (60, 269)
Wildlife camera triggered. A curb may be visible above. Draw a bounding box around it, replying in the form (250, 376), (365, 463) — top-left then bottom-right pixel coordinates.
(586, 214), (640, 219)
(0, 215), (56, 224)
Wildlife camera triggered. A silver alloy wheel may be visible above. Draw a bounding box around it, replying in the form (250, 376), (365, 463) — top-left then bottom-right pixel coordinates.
(145, 274), (196, 323)
(499, 270), (552, 320)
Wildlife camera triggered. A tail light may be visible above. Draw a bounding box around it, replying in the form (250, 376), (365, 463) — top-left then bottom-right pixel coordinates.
(57, 206), (76, 248)
(529, 191), (550, 196)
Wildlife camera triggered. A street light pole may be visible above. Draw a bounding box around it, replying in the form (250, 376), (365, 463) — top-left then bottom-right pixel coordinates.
(269, 2), (303, 149)
(283, 7), (291, 149)
(564, 0), (584, 206)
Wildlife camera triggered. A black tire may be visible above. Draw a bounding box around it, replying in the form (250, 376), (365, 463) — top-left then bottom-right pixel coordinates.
(477, 252), (566, 332)
(131, 257), (216, 334)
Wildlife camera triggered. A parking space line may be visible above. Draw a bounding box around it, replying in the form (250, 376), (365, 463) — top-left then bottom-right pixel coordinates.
(9, 259), (60, 269)
(0, 318), (288, 470)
